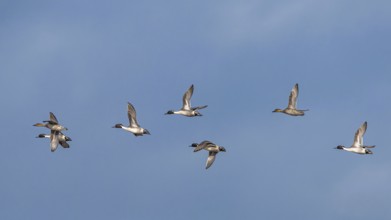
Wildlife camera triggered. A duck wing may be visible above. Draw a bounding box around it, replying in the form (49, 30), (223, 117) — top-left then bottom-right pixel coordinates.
(193, 140), (215, 152)
(181, 84), (194, 111)
(43, 112), (59, 125)
(206, 151), (217, 169)
(363, 145), (375, 149)
(191, 105), (208, 111)
(127, 102), (140, 128)
(352, 121), (367, 148)
(59, 141), (70, 148)
(288, 83), (299, 109)
(49, 112), (59, 124)
(50, 130), (59, 152)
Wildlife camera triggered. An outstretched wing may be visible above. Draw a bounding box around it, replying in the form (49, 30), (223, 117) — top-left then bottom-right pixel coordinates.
(59, 141), (70, 148)
(43, 112), (59, 124)
(288, 83), (299, 109)
(50, 130), (59, 152)
(363, 145), (375, 149)
(182, 84), (194, 110)
(352, 121), (367, 148)
(127, 102), (140, 127)
(191, 105), (208, 111)
(206, 151), (217, 169)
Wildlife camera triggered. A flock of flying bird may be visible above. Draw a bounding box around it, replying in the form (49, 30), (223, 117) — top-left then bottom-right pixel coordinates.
(33, 83), (376, 169)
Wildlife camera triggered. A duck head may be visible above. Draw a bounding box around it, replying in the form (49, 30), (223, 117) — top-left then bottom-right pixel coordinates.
(33, 123), (45, 127)
(112, 124), (123, 128)
(36, 134), (47, 138)
(334, 145), (344, 150)
(219, 146), (226, 152)
(365, 149), (373, 154)
(272, 108), (283, 113)
(165, 110), (174, 115)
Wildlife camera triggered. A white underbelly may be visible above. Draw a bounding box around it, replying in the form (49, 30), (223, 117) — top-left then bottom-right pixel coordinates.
(123, 126), (142, 134)
(345, 147), (366, 154)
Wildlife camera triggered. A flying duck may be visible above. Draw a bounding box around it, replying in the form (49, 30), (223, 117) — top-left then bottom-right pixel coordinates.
(165, 84), (207, 117)
(113, 102), (150, 136)
(33, 112), (68, 131)
(34, 112), (69, 152)
(190, 140), (226, 169)
(273, 83), (309, 116)
(36, 132), (72, 152)
(335, 121), (375, 154)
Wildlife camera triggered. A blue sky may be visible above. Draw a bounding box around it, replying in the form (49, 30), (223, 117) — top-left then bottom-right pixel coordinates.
(1, 0), (391, 219)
